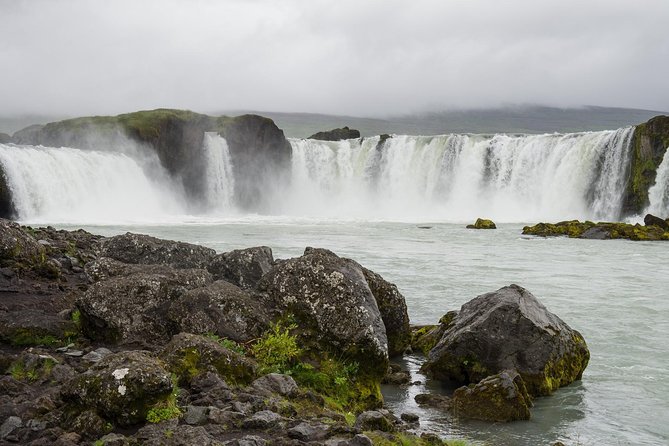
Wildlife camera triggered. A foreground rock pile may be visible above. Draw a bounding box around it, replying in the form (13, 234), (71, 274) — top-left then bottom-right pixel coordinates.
(0, 219), (590, 444)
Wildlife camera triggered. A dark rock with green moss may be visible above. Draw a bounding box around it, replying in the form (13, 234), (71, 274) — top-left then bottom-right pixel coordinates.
(644, 213), (669, 230)
(622, 115), (669, 216)
(421, 284), (589, 397)
(161, 333), (257, 386)
(410, 311), (458, 356)
(522, 219), (669, 241)
(452, 370), (532, 422)
(61, 350), (174, 426)
(308, 127), (361, 141)
(256, 247), (390, 378)
(466, 218), (496, 229)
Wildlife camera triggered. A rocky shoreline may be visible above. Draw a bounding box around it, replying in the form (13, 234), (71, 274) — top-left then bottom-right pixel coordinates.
(522, 213), (669, 241)
(1, 220), (589, 445)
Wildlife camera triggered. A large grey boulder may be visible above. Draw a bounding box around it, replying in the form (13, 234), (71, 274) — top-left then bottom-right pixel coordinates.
(168, 280), (270, 343)
(61, 351), (173, 426)
(99, 232), (216, 269)
(421, 284), (589, 396)
(77, 267), (212, 345)
(0, 219), (43, 266)
(256, 248), (388, 376)
(208, 246), (274, 289)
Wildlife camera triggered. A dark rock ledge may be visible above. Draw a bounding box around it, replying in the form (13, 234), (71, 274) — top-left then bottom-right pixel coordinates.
(0, 219), (589, 445)
(522, 214), (669, 241)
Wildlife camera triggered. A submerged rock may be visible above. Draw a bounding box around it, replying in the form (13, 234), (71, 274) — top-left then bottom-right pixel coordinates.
(421, 284), (589, 396)
(308, 127), (361, 141)
(466, 218), (497, 229)
(452, 370), (532, 422)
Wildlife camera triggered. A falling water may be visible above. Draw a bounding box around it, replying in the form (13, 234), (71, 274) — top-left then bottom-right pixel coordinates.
(0, 143), (185, 223)
(288, 127), (634, 222)
(202, 133), (236, 213)
(646, 147), (669, 217)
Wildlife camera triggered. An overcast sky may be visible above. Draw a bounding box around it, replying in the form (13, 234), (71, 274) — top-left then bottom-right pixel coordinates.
(1, 0), (668, 117)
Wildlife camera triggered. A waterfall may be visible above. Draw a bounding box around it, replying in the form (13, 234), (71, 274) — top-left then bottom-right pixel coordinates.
(0, 143), (185, 223)
(202, 133), (235, 213)
(287, 127), (635, 222)
(646, 148), (669, 217)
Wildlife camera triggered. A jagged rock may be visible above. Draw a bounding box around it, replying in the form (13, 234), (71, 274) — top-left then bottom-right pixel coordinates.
(644, 213), (669, 230)
(361, 266), (411, 357)
(252, 373), (299, 397)
(0, 219), (44, 266)
(421, 285), (590, 396)
(183, 405), (211, 425)
(452, 370), (532, 422)
(168, 280), (270, 343)
(77, 267), (212, 345)
(208, 246), (274, 289)
(70, 409), (112, 440)
(466, 218), (497, 229)
(161, 333), (257, 385)
(99, 232), (216, 269)
(0, 416), (22, 440)
(61, 350), (173, 425)
(288, 422), (330, 441)
(308, 127), (361, 141)
(82, 347), (113, 363)
(354, 411), (394, 432)
(242, 410), (282, 429)
(257, 247), (389, 377)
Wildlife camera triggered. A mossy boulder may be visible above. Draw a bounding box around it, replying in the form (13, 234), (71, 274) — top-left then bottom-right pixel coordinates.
(410, 311), (458, 355)
(168, 280), (271, 343)
(466, 218), (497, 229)
(0, 219), (44, 267)
(308, 127), (361, 141)
(256, 247), (389, 378)
(522, 220), (669, 241)
(452, 370), (532, 422)
(622, 115), (669, 216)
(77, 267), (212, 345)
(161, 333), (257, 386)
(0, 309), (76, 347)
(421, 285), (589, 397)
(61, 351), (173, 426)
(99, 232), (216, 269)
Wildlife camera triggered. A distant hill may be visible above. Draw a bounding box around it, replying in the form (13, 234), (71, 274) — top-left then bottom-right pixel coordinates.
(219, 106), (669, 138)
(2, 105), (667, 138)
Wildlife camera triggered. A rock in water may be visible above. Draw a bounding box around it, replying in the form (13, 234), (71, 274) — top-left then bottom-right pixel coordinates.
(452, 370), (532, 422)
(466, 218), (497, 229)
(256, 247), (389, 377)
(421, 284), (589, 396)
(644, 213), (669, 230)
(308, 127), (361, 141)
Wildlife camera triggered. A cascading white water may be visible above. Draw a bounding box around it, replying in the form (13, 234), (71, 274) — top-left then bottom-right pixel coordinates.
(287, 127), (635, 222)
(202, 133), (235, 213)
(0, 143), (185, 223)
(646, 148), (669, 217)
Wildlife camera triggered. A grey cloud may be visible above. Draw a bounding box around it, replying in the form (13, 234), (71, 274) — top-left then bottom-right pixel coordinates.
(1, 0), (668, 117)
